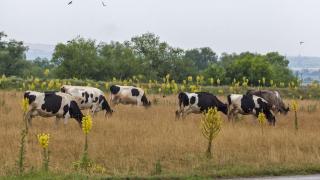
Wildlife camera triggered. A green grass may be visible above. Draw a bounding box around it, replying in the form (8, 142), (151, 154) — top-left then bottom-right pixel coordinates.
(3, 164), (320, 180)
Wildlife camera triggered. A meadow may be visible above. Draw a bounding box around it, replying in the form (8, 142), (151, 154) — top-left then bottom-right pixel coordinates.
(1, 90), (320, 178)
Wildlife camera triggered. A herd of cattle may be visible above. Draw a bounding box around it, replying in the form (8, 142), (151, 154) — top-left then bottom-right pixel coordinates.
(22, 85), (289, 127)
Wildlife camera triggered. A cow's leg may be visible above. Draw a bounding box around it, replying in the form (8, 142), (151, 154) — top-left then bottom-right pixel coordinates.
(228, 107), (236, 122)
(55, 117), (61, 128)
(175, 109), (182, 119)
(181, 108), (194, 119)
(91, 106), (97, 117)
(137, 98), (143, 106)
(26, 110), (38, 127)
(110, 95), (119, 107)
(63, 114), (70, 125)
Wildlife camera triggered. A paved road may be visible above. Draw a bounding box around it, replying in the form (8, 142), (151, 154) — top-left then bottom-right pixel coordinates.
(235, 174), (320, 180)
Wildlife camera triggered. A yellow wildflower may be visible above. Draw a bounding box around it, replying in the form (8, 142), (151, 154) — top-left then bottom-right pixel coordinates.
(291, 100), (298, 111)
(82, 115), (93, 134)
(201, 108), (222, 140)
(21, 98), (29, 113)
(37, 133), (50, 149)
(257, 112), (266, 125)
(43, 69), (50, 77)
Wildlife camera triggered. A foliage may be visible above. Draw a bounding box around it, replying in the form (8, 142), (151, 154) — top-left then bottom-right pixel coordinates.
(78, 114), (93, 172)
(82, 115), (93, 134)
(291, 100), (299, 131)
(17, 129), (27, 174)
(0, 32), (28, 77)
(37, 133), (50, 171)
(257, 112), (266, 134)
(201, 108), (222, 158)
(0, 31), (297, 85)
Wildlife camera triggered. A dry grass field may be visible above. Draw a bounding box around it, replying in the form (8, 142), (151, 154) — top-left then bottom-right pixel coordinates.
(1, 90), (320, 178)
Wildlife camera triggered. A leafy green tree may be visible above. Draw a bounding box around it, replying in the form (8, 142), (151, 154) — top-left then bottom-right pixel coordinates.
(0, 32), (28, 76)
(130, 33), (169, 79)
(98, 41), (142, 80)
(52, 37), (99, 79)
(226, 54), (272, 85)
(265, 52), (289, 67)
(185, 47), (217, 71)
(202, 64), (226, 82)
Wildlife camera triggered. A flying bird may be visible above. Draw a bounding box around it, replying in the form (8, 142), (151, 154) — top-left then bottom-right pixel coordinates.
(102, 1), (107, 7)
(299, 41), (304, 45)
(68, 1), (72, 5)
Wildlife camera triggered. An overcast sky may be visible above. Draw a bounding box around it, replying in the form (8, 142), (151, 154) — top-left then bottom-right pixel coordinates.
(1, 0), (320, 56)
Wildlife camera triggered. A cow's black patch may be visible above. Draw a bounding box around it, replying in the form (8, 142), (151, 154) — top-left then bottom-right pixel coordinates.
(197, 92), (228, 114)
(41, 93), (62, 114)
(190, 96), (196, 104)
(93, 97), (98, 103)
(69, 100), (83, 125)
(141, 93), (151, 107)
(90, 93), (93, 98)
(81, 100), (84, 104)
(131, 88), (140, 96)
(99, 95), (113, 114)
(240, 94), (255, 114)
(178, 92), (189, 107)
(84, 92), (89, 103)
(63, 104), (69, 117)
(227, 95), (231, 105)
(82, 92), (85, 97)
(110, 85), (120, 95)
(24, 92), (36, 104)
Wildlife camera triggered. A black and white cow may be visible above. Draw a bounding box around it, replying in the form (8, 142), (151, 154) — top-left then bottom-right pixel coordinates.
(23, 91), (83, 127)
(227, 94), (276, 126)
(60, 85), (113, 116)
(246, 89), (289, 115)
(109, 85), (151, 107)
(175, 92), (228, 118)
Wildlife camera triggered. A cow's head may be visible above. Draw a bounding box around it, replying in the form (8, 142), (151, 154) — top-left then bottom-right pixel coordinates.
(279, 104), (290, 115)
(178, 92), (189, 107)
(141, 94), (151, 108)
(97, 95), (113, 116)
(69, 100), (84, 127)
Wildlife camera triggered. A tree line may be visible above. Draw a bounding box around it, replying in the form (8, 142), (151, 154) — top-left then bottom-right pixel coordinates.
(0, 31), (297, 86)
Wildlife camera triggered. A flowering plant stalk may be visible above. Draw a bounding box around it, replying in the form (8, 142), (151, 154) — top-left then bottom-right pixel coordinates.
(37, 133), (50, 171)
(17, 98), (29, 174)
(80, 114), (93, 171)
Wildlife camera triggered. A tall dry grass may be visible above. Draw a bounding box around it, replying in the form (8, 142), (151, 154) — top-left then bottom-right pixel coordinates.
(0, 90), (320, 176)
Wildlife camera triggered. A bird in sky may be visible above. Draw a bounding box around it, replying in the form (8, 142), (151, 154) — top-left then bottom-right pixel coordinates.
(299, 41), (304, 45)
(68, 1), (72, 5)
(102, 1), (107, 7)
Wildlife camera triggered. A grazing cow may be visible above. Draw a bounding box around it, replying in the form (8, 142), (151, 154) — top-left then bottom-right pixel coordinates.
(23, 91), (83, 127)
(109, 85), (151, 107)
(227, 94), (276, 126)
(60, 85), (113, 116)
(246, 90), (289, 115)
(175, 92), (228, 118)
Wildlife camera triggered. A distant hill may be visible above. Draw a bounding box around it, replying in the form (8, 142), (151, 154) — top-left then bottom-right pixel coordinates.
(288, 56), (320, 70)
(287, 56), (320, 83)
(25, 43), (55, 60)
